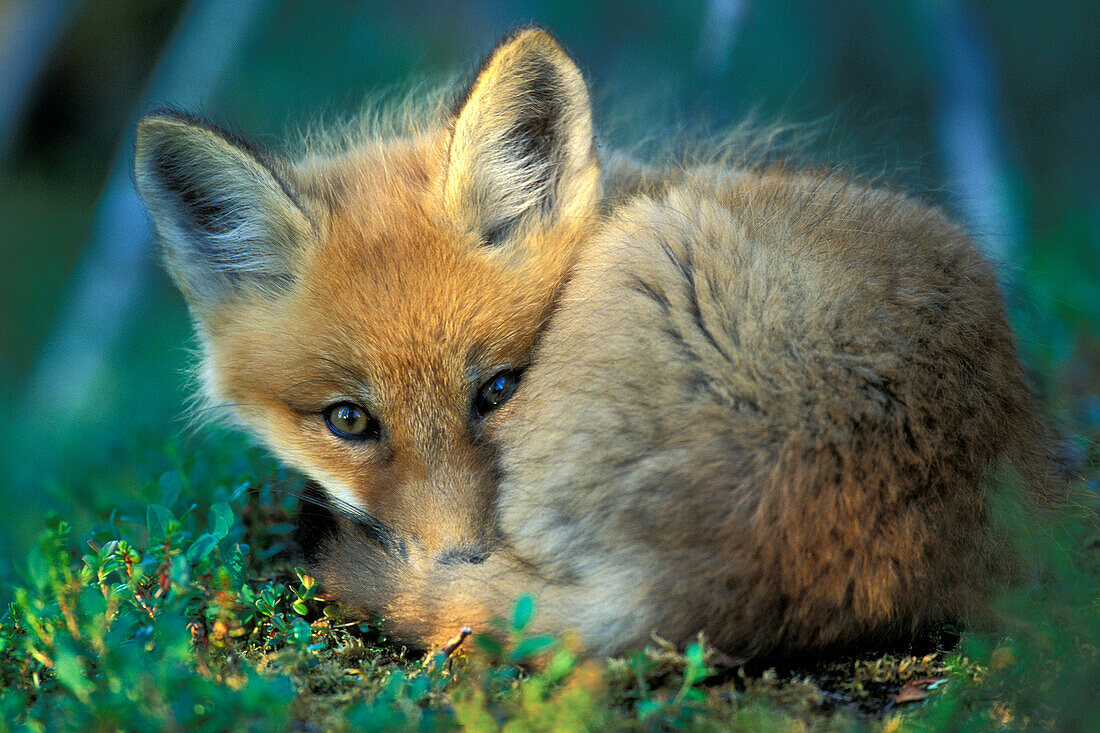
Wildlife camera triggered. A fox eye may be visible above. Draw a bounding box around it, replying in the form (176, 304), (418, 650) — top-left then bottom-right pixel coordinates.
(323, 402), (379, 440)
(474, 370), (522, 417)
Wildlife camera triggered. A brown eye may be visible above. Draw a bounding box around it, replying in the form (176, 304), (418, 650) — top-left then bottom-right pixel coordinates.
(474, 369), (522, 418)
(323, 402), (379, 441)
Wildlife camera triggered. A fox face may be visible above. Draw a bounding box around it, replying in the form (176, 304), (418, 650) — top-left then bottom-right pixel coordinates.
(137, 27), (1065, 658)
(134, 28), (600, 563)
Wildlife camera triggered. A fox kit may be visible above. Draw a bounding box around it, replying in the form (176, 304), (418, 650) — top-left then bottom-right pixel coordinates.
(135, 28), (1063, 657)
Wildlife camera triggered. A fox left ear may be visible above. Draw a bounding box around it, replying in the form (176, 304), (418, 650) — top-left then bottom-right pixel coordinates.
(134, 111), (313, 320)
(444, 27), (600, 247)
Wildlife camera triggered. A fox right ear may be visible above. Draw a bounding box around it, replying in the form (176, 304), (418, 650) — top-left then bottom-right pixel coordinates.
(444, 27), (599, 247)
(134, 111), (313, 317)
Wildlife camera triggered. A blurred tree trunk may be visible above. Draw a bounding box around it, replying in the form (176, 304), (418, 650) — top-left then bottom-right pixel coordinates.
(695, 0), (752, 76)
(917, 0), (1023, 279)
(0, 0), (80, 172)
(25, 0), (269, 421)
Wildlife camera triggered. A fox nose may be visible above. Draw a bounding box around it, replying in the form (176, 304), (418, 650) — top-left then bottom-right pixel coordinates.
(435, 544), (492, 565)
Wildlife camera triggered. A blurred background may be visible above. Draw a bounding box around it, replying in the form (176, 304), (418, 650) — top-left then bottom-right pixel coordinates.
(1, 0), (1097, 580)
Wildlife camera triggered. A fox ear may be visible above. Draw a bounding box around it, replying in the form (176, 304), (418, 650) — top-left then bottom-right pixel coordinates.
(444, 27), (599, 246)
(134, 111), (313, 316)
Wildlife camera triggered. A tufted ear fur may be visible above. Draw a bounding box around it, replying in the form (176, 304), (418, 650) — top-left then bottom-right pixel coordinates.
(444, 27), (599, 247)
(134, 110), (313, 318)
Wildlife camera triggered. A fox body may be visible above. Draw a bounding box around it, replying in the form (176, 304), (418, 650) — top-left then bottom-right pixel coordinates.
(135, 28), (1062, 657)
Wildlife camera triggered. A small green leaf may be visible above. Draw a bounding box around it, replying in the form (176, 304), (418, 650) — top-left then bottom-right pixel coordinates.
(542, 649), (576, 684)
(475, 633), (505, 659)
(295, 568), (316, 590)
(224, 544), (247, 578)
(146, 505), (173, 540)
(53, 649), (95, 702)
(512, 594), (535, 632)
(158, 471), (183, 505)
(292, 600), (308, 616)
(209, 502), (234, 540)
(170, 553), (192, 585)
(288, 618), (311, 644)
(508, 634), (557, 662)
(685, 642), (705, 669)
(186, 533), (220, 563)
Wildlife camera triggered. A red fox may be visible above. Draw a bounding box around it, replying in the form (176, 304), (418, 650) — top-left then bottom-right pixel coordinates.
(134, 27), (1064, 657)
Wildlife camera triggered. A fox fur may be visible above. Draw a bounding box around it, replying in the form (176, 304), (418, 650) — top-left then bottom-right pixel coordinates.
(134, 27), (1065, 658)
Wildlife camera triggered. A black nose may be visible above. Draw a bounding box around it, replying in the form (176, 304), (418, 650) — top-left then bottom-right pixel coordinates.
(436, 545), (491, 565)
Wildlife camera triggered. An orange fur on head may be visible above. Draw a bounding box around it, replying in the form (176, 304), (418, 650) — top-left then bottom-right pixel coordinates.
(136, 28), (600, 563)
(136, 27), (1066, 659)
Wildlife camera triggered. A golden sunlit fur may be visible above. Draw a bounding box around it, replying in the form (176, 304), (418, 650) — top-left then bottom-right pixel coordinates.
(135, 27), (1064, 658)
